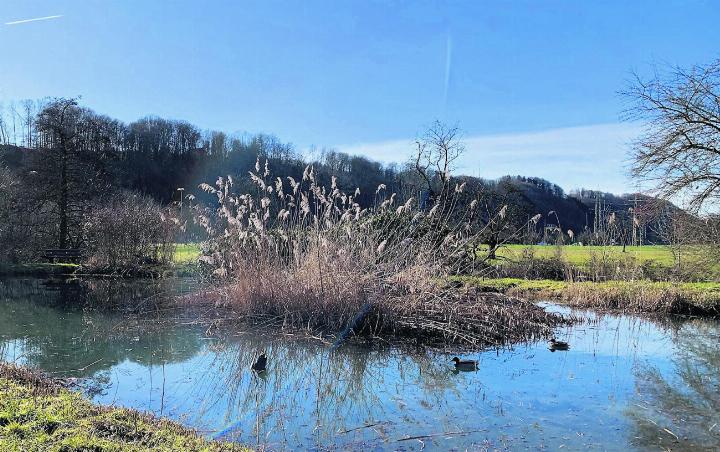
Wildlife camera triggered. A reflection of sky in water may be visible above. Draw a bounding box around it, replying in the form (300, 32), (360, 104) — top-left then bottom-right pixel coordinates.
(1, 278), (718, 450)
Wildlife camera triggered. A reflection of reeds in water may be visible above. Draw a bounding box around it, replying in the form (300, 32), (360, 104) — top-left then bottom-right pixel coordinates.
(164, 330), (477, 449)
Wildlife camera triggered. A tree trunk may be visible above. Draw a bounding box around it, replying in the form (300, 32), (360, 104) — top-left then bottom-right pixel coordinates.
(58, 135), (68, 249)
(486, 237), (498, 260)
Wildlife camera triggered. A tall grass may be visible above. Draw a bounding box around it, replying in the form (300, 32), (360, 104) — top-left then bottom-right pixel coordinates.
(192, 161), (567, 347)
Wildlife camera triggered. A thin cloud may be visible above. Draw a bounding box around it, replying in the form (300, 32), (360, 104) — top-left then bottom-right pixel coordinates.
(443, 34), (452, 113)
(4, 15), (63, 26)
(335, 123), (645, 194)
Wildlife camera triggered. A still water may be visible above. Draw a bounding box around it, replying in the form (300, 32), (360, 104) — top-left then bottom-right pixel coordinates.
(1, 277), (718, 450)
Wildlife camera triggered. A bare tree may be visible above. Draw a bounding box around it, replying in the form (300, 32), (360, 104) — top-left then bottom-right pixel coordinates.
(624, 61), (720, 213)
(0, 103), (8, 145)
(413, 120), (465, 205)
(20, 99), (36, 148)
(33, 98), (114, 249)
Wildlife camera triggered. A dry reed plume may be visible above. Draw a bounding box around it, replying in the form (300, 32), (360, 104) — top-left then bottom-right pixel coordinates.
(193, 160), (568, 347)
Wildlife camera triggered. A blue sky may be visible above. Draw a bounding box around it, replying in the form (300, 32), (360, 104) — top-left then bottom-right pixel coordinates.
(2, 1), (719, 194)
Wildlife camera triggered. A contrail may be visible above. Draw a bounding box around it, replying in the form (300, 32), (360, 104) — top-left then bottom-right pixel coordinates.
(443, 34), (453, 113)
(4, 15), (63, 26)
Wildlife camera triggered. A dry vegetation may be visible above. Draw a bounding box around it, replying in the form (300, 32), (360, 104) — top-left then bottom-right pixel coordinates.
(191, 161), (569, 347)
(461, 277), (720, 316)
(83, 193), (180, 274)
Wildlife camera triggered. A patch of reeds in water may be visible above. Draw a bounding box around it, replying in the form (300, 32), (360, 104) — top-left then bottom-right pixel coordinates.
(190, 161), (570, 347)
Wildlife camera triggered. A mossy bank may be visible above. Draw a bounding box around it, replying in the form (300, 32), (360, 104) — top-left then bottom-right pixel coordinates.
(0, 363), (248, 451)
(457, 277), (720, 316)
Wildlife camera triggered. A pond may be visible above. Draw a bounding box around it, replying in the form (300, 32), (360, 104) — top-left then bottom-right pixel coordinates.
(1, 277), (719, 450)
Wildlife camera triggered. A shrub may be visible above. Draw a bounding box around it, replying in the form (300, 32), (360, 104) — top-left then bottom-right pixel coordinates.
(84, 193), (179, 272)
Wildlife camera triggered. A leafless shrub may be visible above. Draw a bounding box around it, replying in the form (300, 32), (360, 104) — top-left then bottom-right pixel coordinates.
(84, 193), (179, 273)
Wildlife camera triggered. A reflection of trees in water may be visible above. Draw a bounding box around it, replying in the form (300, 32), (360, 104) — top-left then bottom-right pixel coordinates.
(629, 319), (720, 451)
(0, 277), (204, 376)
(187, 332), (466, 448)
(1, 277), (474, 449)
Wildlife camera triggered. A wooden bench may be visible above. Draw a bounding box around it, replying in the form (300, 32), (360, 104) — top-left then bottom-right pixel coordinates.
(43, 249), (83, 263)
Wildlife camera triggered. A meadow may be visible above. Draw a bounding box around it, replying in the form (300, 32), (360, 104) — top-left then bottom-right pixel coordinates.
(173, 243), (202, 264)
(492, 244), (676, 267)
(172, 243), (679, 269)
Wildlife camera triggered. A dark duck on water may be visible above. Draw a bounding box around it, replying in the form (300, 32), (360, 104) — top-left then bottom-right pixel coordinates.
(548, 339), (570, 351)
(451, 357), (479, 371)
(251, 353), (267, 372)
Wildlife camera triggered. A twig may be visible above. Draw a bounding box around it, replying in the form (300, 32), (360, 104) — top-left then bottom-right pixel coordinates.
(338, 422), (383, 434)
(397, 429), (484, 442)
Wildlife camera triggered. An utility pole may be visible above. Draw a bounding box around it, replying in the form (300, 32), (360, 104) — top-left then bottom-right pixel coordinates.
(177, 187), (185, 213)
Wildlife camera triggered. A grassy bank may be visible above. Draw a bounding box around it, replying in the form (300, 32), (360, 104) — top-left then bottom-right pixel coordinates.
(457, 277), (720, 316)
(0, 363), (246, 451)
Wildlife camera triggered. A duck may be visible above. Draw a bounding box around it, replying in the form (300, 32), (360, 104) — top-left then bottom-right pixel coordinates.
(251, 353), (267, 372)
(451, 357), (479, 371)
(548, 339), (570, 351)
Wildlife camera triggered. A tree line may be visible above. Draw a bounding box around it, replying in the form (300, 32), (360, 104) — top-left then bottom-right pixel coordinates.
(0, 95), (694, 265)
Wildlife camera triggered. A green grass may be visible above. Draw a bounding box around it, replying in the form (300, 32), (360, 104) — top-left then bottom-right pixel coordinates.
(0, 363), (247, 451)
(491, 244), (676, 267)
(173, 243), (201, 264)
(456, 276), (720, 316)
(168, 243), (202, 277)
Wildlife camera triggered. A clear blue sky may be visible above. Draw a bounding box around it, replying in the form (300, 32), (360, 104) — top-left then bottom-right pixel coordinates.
(2, 1), (719, 193)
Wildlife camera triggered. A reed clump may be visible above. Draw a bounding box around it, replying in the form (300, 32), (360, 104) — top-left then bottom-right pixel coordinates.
(192, 161), (568, 347)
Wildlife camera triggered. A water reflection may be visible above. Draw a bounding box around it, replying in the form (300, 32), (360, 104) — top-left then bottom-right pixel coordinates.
(0, 277), (204, 375)
(1, 277), (720, 450)
(628, 319), (720, 450)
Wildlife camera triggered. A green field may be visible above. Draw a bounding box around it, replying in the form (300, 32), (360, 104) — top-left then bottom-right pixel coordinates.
(490, 244), (676, 267)
(173, 243), (706, 276)
(173, 243), (202, 264)
(0, 245), (201, 277)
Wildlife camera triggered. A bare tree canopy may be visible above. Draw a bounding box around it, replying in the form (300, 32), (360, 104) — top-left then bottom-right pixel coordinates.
(413, 120), (465, 198)
(624, 61), (720, 213)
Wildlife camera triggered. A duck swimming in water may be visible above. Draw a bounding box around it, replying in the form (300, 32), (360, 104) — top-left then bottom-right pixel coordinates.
(451, 357), (479, 371)
(251, 353), (267, 372)
(548, 339), (569, 351)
